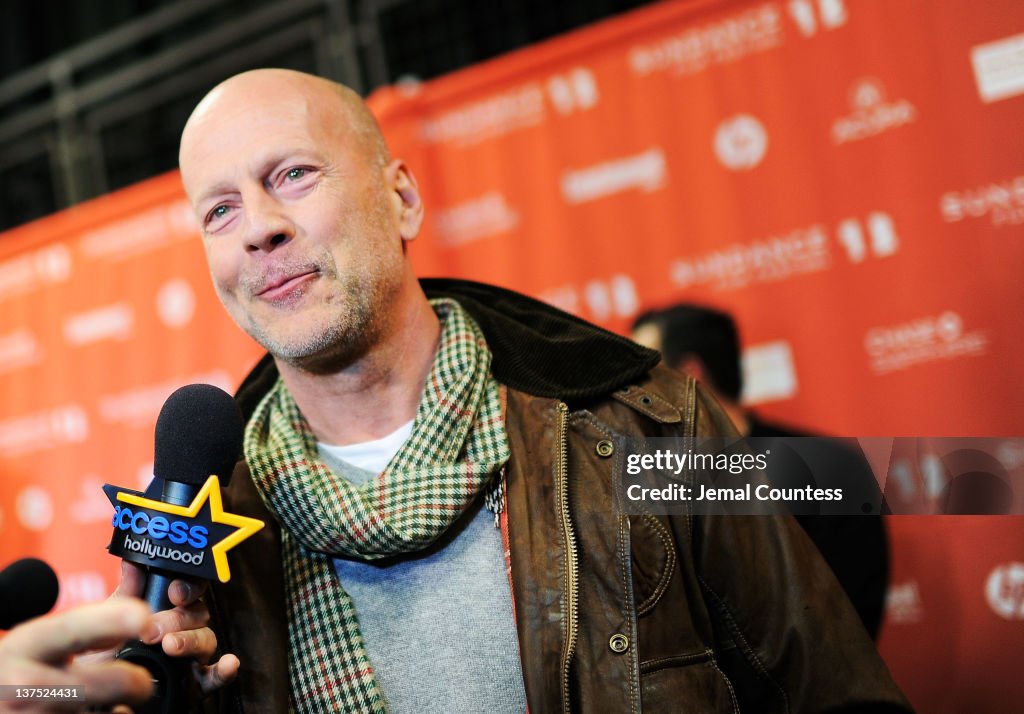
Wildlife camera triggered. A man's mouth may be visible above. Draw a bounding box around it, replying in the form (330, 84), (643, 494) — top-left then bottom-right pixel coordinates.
(256, 269), (319, 301)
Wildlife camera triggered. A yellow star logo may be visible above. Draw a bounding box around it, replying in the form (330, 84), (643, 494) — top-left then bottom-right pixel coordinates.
(116, 475), (264, 583)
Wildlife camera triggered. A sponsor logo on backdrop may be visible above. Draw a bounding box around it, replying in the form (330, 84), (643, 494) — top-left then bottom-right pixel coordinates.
(56, 572), (108, 609)
(0, 405), (89, 457)
(63, 303), (134, 346)
(834, 212), (899, 262)
(78, 200), (197, 261)
(546, 68), (599, 115)
(628, 4), (783, 77)
(561, 148), (666, 205)
(940, 174), (1024, 227)
(714, 115), (768, 171)
(420, 83), (545, 147)
(35, 244), (73, 282)
(538, 285), (580, 316)
(986, 563), (1024, 620)
(670, 223), (830, 291)
(433, 192), (520, 247)
(971, 32), (1024, 103)
(831, 77), (917, 144)
(16, 486), (53, 532)
(786, 0), (848, 38)
(0, 243), (72, 302)
(886, 580), (925, 624)
(97, 371), (233, 427)
(864, 310), (988, 375)
(0, 329), (42, 375)
(538, 275), (639, 323)
(156, 279), (196, 328)
(71, 476), (118, 524)
(741, 341), (798, 404)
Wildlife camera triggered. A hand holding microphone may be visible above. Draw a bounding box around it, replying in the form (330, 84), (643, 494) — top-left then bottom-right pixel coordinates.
(101, 383), (262, 712)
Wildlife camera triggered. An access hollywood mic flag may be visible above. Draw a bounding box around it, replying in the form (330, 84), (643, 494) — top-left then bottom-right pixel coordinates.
(104, 383), (263, 584)
(102, 383), (264, 713)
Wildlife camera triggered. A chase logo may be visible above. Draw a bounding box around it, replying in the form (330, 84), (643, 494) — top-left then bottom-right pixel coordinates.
(104, 475), (263, 582)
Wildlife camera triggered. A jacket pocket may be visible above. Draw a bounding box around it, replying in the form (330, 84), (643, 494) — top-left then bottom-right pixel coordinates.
(640, 652), (741, 713)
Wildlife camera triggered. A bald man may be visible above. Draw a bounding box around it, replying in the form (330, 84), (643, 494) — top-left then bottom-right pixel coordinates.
(130, 69), (911, 713)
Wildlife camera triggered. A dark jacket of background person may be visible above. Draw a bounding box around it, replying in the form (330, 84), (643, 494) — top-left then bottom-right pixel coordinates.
(748, 415), (890, 639)
(632, 304), (890, 640)
(205, 280), (911, 713)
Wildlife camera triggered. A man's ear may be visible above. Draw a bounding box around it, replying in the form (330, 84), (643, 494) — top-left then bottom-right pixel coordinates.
(386, 159), (424, 243)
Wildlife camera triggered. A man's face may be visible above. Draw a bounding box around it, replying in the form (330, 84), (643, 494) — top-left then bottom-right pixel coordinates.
(179, 77), (406, 372)
(631, 323), (663, 353)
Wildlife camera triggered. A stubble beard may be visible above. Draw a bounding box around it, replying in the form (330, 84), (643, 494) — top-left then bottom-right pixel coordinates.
(232, 248), (401, 375)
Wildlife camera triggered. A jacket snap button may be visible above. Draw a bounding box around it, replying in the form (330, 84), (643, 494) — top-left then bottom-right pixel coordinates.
(608, 633), (629, 653)
(596, 440), (614, 457)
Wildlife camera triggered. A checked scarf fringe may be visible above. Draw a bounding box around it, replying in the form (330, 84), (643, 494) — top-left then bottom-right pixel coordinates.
(245, 299), (510, 713)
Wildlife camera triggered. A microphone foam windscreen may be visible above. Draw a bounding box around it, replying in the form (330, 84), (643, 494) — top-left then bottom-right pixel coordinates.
(0, 557), (59, 629)
(154, 384), (245, 487)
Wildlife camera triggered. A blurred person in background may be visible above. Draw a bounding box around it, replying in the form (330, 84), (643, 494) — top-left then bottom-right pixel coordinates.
(632, 303), (890, 639)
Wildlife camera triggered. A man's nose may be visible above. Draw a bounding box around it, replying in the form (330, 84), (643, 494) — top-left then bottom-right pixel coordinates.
(243, 193), (293, 253)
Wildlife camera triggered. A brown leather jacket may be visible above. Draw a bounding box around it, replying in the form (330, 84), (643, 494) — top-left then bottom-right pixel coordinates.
(207, 279), (912, 713)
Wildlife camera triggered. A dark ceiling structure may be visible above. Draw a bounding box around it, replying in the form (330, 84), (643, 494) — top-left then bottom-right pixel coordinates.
(0, 0), (654, 233)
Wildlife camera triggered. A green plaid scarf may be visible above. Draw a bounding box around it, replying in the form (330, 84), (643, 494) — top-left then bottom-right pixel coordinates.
(245, 298), (511, 712)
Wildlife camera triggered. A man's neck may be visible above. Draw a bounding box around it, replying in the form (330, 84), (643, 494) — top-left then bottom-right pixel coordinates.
(276, 290), (441, 446)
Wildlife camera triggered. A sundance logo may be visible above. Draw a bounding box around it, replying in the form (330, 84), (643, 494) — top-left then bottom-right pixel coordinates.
(561, 148), (666, 205)
(420, 84), (544, 147)
(986, 563), (1024, 620)
(831, 77), (916, 144)
(628, 4), (782, 77)
(864, 310), (988, 375)
(714, 115), (768, 171)
(670, 223), (830, 292)
(940, 174), (1024, 227)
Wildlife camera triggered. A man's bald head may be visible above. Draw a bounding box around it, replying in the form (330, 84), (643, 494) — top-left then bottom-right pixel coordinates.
(179, 69), (389, 183)
(176, 67), (426, 374)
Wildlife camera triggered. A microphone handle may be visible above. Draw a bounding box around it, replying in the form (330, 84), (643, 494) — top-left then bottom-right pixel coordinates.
(141, 478), (200, 611)
(116, 479), (201, 713)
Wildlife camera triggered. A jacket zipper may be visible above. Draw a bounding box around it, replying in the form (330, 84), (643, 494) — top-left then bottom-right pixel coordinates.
(555, 401), (579, 714)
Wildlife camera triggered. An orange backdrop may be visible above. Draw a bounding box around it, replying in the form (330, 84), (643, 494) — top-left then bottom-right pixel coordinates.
(1, 0), (1022, 710)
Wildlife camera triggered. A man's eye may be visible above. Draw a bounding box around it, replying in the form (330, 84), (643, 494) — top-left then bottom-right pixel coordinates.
(207, 205), (230, 223)
(286, 167), (307, 181)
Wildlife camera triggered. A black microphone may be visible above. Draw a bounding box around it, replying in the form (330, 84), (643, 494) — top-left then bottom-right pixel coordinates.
(137, 383), (244, 614)
(0, 557), (59, 629)
(111, 383), (245, 714)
